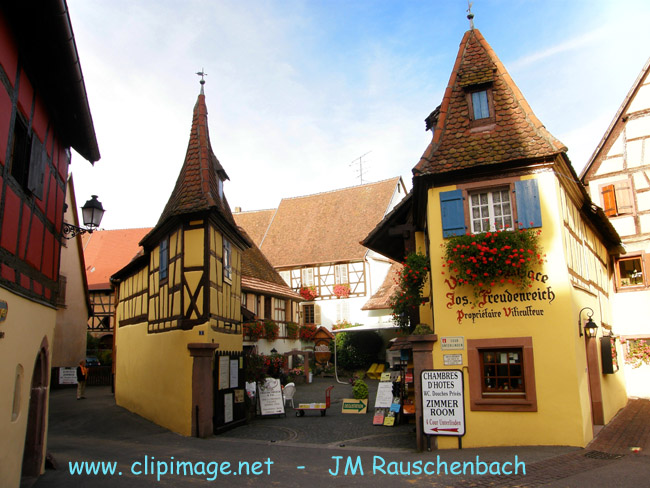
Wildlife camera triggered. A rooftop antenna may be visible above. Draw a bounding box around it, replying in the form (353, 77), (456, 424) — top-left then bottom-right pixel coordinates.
(196, 68), (207, 93)
(349, 151), (371, 185)
(467, 1), (475, 29)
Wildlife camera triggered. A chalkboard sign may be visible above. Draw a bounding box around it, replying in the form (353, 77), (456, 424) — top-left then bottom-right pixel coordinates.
(257, 378), (285, 416)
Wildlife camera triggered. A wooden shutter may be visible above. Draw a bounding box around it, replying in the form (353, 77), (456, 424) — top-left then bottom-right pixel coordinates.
(28, 136), (45, 199)
(314, 304), (321, 325)
(514, 179), (542, 228)
(601, 184), (617, 217)
(335, 264), (348, 284)
(301, 268), (314, 286)
(440, 190), (466, 237)
(614, 180), (633, 215)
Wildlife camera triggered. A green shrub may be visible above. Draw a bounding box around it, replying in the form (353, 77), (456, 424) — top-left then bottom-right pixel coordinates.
(353, 380), (369, 399)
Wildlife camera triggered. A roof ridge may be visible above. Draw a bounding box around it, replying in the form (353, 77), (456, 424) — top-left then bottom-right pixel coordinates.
(279, 177), (401, 202)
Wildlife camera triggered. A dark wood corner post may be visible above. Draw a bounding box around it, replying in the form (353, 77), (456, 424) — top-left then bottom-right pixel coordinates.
(585, 336), (604, 426)
(409, 334), (438, 452)
(188, 343), (219, 438)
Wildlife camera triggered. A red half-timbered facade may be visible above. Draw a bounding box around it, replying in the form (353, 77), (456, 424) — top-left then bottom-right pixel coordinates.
(0, 3), (100, 486)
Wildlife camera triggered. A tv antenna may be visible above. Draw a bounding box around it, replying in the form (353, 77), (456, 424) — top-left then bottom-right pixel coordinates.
(350, 151), (371, 185)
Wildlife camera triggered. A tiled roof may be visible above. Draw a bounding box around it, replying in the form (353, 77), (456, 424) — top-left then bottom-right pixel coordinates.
(362, 261), (401, 310)
(145, 90), (241, 244)
(82, 228), (151, 290)
(414, 29), (566, 177)
(241, 178), (403, 268)
(239, 228), (301, 301)
(233, 209), (276, 247)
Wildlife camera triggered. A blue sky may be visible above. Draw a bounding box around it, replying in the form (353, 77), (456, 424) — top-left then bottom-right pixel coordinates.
(67, 0), (650, 229)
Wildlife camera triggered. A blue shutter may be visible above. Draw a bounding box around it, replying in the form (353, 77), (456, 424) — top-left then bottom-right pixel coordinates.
(440, 190), (466, 238)
(515, 179), (542, 229)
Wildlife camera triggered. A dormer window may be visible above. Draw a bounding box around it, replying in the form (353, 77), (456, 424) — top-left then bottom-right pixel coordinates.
(472, 90), (490, 119)
(218, 178), (223, 200)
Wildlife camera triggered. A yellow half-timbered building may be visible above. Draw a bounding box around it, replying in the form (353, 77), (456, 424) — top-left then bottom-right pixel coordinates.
(112, 83), (250, 436)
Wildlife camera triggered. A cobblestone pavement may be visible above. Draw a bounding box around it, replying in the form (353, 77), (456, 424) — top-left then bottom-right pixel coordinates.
(34, 379), (650, 487)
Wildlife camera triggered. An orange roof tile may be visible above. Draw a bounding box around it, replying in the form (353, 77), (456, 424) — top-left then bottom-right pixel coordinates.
(248, 178), (403, 268)
(362, 261), (401, 310)
(414, 29), (566, 176)
(233, 209), (276, 247)
(82, 228), (151, 290)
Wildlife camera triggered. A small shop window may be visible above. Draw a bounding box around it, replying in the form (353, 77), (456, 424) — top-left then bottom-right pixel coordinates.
(467, 337), (537, 412)
(480, 349), (525, 397)
(615, 255), (646, 290)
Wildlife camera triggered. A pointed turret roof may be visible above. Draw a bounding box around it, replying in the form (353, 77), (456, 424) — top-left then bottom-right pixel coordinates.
(414, 29), (566, 176)
(141, 88), (246, 248)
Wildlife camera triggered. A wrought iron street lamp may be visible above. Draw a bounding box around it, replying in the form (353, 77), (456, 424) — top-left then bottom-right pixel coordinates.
(62, 195), (105, 239)
(578, 307), (599, 338)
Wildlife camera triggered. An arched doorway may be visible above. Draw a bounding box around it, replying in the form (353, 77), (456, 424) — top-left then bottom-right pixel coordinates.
(21, 340), (49, 481)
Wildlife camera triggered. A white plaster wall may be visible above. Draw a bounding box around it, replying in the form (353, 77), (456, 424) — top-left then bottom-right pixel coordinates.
(611, 216), (637, 237)
(633, 171), (650, 192)
(612, 290), (650, 336)
(628, 82), (650, 113)
(622, 364), (650, 398)
(627, 138), (644, 167)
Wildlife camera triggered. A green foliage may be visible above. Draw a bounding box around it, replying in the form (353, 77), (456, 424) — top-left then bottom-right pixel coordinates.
(390, 253), (429, 331)
(412, 324), (433, 335)
(263, 319), (279, 341)
(243, 321), (263, 341)
(285, 321), (299, 340)
(622, 338), (650, 368)
(352, 379), (369, 399)
(335, 328), (382, 371)
(442, 227), (545, 296)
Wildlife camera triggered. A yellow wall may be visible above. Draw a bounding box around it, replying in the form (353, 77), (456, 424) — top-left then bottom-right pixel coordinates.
(425, 172), (627, 449)
(115, 220), (245, 436)
(0, 289), (56, 486)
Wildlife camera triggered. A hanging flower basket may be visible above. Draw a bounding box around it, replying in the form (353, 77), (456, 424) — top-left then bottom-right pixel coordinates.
(300, 286), (318, 301)
(333, 283), (351, 298)
(243, 321), (263, 341)
(442, 226), (546, 297)
(299, 324), (317, 341)
(389, 253), (429, 332)
(263, 319), (279, 341)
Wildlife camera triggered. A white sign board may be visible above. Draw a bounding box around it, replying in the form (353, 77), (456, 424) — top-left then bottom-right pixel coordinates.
(440, 336), (465, 350)
(374, 381), (394, 409)
(443, 354), (463, 366)
(224, 393), (233, 423)
(59, 367), (78, 385)
(257, 378), (285, 416)
(421, 370), (465, 436)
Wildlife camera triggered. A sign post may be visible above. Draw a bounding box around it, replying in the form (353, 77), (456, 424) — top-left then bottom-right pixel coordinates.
(421, 370), (465, 437)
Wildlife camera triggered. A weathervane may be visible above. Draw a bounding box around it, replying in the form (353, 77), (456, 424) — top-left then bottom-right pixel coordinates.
(196, 68), (207, 92)
(467, 1), (475, 29)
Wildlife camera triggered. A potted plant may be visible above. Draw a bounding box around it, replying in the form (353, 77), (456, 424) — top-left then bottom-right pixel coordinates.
(389, 252), (429, 333)
(299, 286), (319, 301)
(442, 225), (545, 299)
(299, 324), (317, 342)
(263, 319), (279, 341)
(333, 283), (351, 298)
(285, 321), (299, 340)
(352, 379), (369, 400)
(243, 321), (264, 341)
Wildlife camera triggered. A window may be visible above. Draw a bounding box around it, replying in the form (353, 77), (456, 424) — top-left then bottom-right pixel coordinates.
(467, 337), (537, 412)
(334, 264), (348, 284)
(274, 298), (286, 322)
(615, 255), (647, 290)
(218, 178), (224, 200)
(440, 179), (542, 238)
(469, 188), (513, 233)
(160, 238), (169, 281)
(301, 268), (314, 287)
(471, 90), (490, 119)
(480, 349), (524, 396)
(601, 181), (633, 217)
(10, 116), (31, 189)
(303, 303), (320, 325)
(223, 239), (232, 281)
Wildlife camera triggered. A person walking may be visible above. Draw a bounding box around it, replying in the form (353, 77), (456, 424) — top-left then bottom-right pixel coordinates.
(76, 359), (87, 400)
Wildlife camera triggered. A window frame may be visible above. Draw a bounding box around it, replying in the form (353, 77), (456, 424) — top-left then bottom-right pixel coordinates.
(466, 86), (495, 130)
(274, 298), (286, 322)
(614, 252), (648, 291)
(223, 238), (232, 282)
(467, 337), (537, 412)
(468, 186), (514, 233)
(303, 303), (315, 325)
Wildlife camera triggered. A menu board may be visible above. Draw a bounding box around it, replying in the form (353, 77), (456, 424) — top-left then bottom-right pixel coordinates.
(374, 381), (394, 409)
(257, 378), (285, 416)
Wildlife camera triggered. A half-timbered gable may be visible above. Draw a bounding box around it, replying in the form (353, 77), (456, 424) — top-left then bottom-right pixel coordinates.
(234, 177), (406, 330)
(0, 3), (100, 486)
(364, 28), (627, 450)
(112, 84), (251, 437)
(582, 57), (650, 397)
